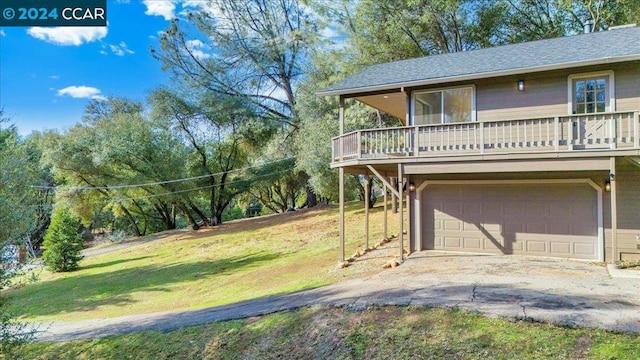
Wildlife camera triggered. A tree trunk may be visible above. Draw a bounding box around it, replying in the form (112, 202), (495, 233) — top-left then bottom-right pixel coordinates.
(355, 175), (366, 201)
(188, 200), (210, 226)
(179, 203), (200, 230)
(155, 203), (176, 230)
(305, 183), (317, 208)
(367, 177), (376, 208)
(213, 208), (223, 226)
(121, 206), (141, 237)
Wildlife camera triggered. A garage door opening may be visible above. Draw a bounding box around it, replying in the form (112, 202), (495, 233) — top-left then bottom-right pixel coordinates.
(420, 181), (601, 260)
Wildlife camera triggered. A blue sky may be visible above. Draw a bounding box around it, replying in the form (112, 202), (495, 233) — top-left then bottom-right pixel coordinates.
(0, 1), (192, 135)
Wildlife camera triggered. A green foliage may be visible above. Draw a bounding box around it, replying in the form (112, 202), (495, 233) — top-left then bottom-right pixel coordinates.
(0, 111), (54, 245)
(221, 204), (245, 222)
(506, 0), (640, 42)
(338, 0), (510, 65)
(149, 88), (254, 226)
(45, 97), (196, 234)
(42, 207), (84, 272)
(0, 306), (34, 360)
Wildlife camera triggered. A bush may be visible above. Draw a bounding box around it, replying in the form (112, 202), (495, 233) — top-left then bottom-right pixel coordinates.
(0, 243), (36, 358)
(42, 207), (83, 272)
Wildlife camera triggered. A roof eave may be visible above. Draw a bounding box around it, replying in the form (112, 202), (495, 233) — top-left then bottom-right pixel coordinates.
(316, 54), (640, 98)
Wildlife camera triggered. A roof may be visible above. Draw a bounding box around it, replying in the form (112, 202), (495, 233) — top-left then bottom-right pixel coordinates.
(318, 26), (640, 97)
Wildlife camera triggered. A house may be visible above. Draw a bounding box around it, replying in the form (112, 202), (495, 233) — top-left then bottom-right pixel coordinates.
(318, 25), (640, 264)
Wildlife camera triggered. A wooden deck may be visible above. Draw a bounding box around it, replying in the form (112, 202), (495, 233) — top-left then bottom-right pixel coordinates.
(332, 111), (640, 165)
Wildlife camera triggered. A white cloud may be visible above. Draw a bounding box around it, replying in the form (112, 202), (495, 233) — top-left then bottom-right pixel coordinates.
(185, 39), (211, 60)
(320, 27), (339, 39)
(186, 39), (205, 47)
(49, 75), (60, 80)
(57, 86), (106, 100)
(143, 0), (177, 20)
(109, 41), (135, 56)
(0, 30), (5, 37)
(27, 27), (107, 46)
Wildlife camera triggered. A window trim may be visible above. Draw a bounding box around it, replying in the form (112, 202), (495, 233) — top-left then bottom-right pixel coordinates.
(411, 84), (476, 125)
(567, 70), (615, 115)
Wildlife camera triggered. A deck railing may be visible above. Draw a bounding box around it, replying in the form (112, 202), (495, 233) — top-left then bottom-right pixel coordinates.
(332, 111), (639, 162)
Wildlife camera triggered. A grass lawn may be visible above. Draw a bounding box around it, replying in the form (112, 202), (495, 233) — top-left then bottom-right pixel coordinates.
(18, 306), (640, 359)
(6, 203), (398, 322)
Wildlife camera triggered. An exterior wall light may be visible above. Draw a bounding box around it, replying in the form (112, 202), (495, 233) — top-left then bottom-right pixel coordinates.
(605, 181), (611, 192)
(408, 182), (416, 192)
(517, 80), (525, 91)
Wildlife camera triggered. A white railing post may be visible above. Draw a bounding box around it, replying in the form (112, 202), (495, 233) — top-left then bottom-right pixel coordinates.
(479, 122), (485, 154)
(413, 126), (419, 156)
(357, 131), (362, 159)
(554, 116), (559, 151)
(568, 118), (574, 151)
(610, 114), (617, 150)
(634, 111), (639, 149)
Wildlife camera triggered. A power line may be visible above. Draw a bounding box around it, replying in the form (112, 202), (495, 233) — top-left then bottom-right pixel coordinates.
(111, 168), (290, 202)
(32, 156), (296, 191)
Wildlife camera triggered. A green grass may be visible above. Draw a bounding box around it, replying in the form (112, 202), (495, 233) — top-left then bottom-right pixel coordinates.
(6, 203), (398, 322)
(17, 306), (640, 359)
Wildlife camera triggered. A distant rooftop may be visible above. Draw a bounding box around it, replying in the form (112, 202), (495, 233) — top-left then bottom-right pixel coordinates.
(318, 26), (640, 96)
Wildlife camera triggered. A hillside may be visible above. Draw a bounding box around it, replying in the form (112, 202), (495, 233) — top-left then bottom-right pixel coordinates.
(8, 203), (399, 322)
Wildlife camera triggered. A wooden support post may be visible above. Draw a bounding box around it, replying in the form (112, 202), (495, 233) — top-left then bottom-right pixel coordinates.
(339, 167), (345, 262)
(398, 165), (404, 260)
(339, 96), (345, 160)
(338, 96), (346, 262)
(610, 157), (618, 263)
(391, 178), (398, 213)
(383, 183), (388, 239)
(364, 174), (370, 250)
(407, 177), (413, 254)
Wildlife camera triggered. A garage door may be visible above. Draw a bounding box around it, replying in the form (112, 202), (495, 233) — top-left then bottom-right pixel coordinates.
(422, 183), (598, 260)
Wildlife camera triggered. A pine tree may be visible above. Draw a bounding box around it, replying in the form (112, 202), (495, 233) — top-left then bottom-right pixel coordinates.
(42, 207), (83, 272)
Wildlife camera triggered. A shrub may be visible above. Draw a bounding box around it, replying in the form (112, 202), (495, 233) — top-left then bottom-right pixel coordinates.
(42, 207), (83, 272)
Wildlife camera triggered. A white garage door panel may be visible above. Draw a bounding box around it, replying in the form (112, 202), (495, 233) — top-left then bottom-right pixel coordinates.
(423, 183), (598, 260)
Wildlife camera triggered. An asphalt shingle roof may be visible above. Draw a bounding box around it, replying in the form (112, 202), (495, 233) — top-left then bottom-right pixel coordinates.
(318, 26), (640, 96)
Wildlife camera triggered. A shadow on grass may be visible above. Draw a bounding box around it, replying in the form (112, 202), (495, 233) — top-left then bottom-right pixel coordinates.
(80, 256), (156, 271)
(10, 252), (279, 319)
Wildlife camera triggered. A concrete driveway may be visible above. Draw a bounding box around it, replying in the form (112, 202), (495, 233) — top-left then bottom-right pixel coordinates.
(34, 251), (640, 342)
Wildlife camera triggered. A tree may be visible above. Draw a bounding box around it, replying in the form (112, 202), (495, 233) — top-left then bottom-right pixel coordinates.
(149, 88), (254, 225)
(0, 116), (35, 242)
(19, 132), (55, 250)
(0, 110), (36, 355)
(42, 206), (84, 272)
(44, 98), (195, 235)
(154, 0), (321, 208)
(505, 0), (640, 41)
(335, 0), (509, 66)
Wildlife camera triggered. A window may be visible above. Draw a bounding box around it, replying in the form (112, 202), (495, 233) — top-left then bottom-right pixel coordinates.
(568, 71), (615, 114)
(413, 86), (474, 125)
